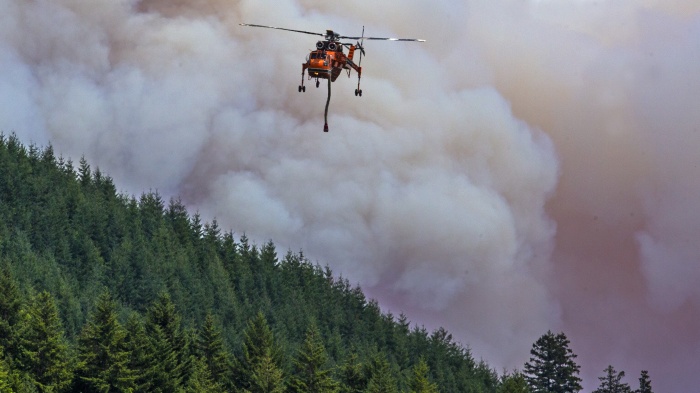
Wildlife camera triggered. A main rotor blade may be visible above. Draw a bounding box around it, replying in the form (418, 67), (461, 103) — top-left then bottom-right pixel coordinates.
(339, 34), (425, 42)
(239, 23), (324, 37)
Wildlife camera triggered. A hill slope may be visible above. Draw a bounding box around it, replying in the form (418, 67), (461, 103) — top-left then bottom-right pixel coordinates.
(0, 133), (499, 392)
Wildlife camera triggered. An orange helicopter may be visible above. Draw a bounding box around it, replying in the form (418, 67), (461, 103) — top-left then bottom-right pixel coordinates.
(239, 24), (425, 132)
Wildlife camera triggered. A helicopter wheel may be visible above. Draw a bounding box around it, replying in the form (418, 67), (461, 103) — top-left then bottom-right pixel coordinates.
(303, 86), (306, 92)
(354, 89), (358, 96)
(298, 85), (302, 93)
(316, 80), (320, 88)
(359, 89), (362, 97)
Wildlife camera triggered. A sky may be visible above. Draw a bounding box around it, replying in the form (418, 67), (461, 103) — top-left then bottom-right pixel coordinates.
(2, 0), (700, 391)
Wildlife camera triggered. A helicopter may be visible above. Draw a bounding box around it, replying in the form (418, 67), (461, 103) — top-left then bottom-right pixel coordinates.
(239, 23), (425, 132)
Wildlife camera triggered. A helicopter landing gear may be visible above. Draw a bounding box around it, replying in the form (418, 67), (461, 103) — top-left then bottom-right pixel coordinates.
(354, 88), (363, 97)
(299, 69), (306, 92)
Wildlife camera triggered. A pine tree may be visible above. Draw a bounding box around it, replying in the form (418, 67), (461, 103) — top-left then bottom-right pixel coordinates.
(408, 358), (439, 393)
(288, 323), (339, 393)
(238, 312), (285, 392)
(0, 267), (22, 362)
(123, 313), (152, 391)
(195, 313), (232, 388)
(144, 292), (186, 392)
(0, 350), (12, 393)
(523, 331), (582, 393)
(592, 365), (631, 393)
(182, 356), (225, 393)
(75, 291), (135, 392)
(17, 291), (73, 392)
(499, 371), (530, 393)
(337, 352), (366, 393)
(364, 355), (398, 393)
(636, 370), (653, 393)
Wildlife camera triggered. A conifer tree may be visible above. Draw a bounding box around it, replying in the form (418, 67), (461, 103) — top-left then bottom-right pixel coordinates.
(123, 313), (152, 391)
(408, 358), (439, 393)
(144, 292), (187, 392)
(182, 356), (225, 393)
(636, 370), (653, 393)
(498, 371), (530, 393)
(17, 291), (73, 392)
(75, 291), (135, 392)
(288, 323), (339, 393)
(364, 355), (398, 393)
(523, 331), (581, 393)
(238, 312), (285, 392)
(592, 365), (631, 393)
(0, 351), (12, 393)
(338, 352), (366, 393)
(245, 354), (285, 393)
(0, 267), (22, 362)
(195, 313), (232, 388)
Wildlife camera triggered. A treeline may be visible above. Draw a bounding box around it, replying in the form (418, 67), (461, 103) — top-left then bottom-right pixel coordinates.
(0, 133), (498, 391)
(0, 276), (443, 392)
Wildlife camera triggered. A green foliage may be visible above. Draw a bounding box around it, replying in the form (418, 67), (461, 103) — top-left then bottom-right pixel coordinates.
(498, 371), (530, 393)
(524, 331), (582, 393)
(288, 323), (339, 393)
(636, 370), (653, 393)
(408, 358), (439, 393)
(182, 356), (225, 393)
(0, 351), (12, 393)
(238, 312), (285, 392)
(75, 291), (134, 392)
(195, 313), (232, 388)
(0, 136), (500, 392)
(364, 354), (399, 393)
(337, 352), (366, 393)
(144, 292), (187, 392)
(0, 266), (22, 363)
(593, 365), (631, 393)
(17, 291), (73, 392)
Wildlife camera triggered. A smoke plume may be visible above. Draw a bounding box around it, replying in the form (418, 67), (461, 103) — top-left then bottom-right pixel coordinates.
(2, 0), (699, 391)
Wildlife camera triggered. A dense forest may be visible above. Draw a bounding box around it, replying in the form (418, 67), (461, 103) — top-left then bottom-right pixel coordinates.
(0, 134), (658, 393)
(0, 133), (502, 392)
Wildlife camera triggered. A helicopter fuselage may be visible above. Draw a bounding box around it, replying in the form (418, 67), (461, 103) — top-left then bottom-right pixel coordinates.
(303, 41), (360, 83)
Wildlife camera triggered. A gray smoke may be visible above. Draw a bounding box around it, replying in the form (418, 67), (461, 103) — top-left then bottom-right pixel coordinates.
(2, 1), (700, 391)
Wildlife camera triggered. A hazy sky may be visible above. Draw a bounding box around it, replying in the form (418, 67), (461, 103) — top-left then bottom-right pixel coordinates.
(2, 1), (700, 391)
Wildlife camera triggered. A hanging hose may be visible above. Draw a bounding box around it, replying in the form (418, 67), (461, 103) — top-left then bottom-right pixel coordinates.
(323, 77), (331, 132)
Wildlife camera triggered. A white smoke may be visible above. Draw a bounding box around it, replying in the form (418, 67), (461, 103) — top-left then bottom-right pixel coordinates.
(2, 1), (700, 391)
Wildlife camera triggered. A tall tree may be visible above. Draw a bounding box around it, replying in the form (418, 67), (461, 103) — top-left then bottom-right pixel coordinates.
(144, 292), (187, 392)
(592, 365), (631, 393)
(337, 351), (366, 393)
(238, 312), (285, 393)
(0, 351), (12, 393)
(636, 370), (653, 393)
(498, 371), (530, 393)
(17, 291), (73, 392)
(0, 266), (22, 362)
(245, 354), (285, 393)
(195, 313), (232, 388)
(182, 356), (225, 393)
(523, 331), (582, 393)
(408, 358), (439, 393)
(364, 355), (398, 393)
(123, 313), (152, 391)
(75, 291), (135, 392)
(288, 323), (339, 393)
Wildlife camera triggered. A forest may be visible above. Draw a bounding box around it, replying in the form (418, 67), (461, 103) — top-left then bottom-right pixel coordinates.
(0, 133), (655, 393)
(0, 133), (500, 392)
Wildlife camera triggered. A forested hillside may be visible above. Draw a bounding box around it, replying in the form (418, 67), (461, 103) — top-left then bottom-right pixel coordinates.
(0, 133), (500, 392)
